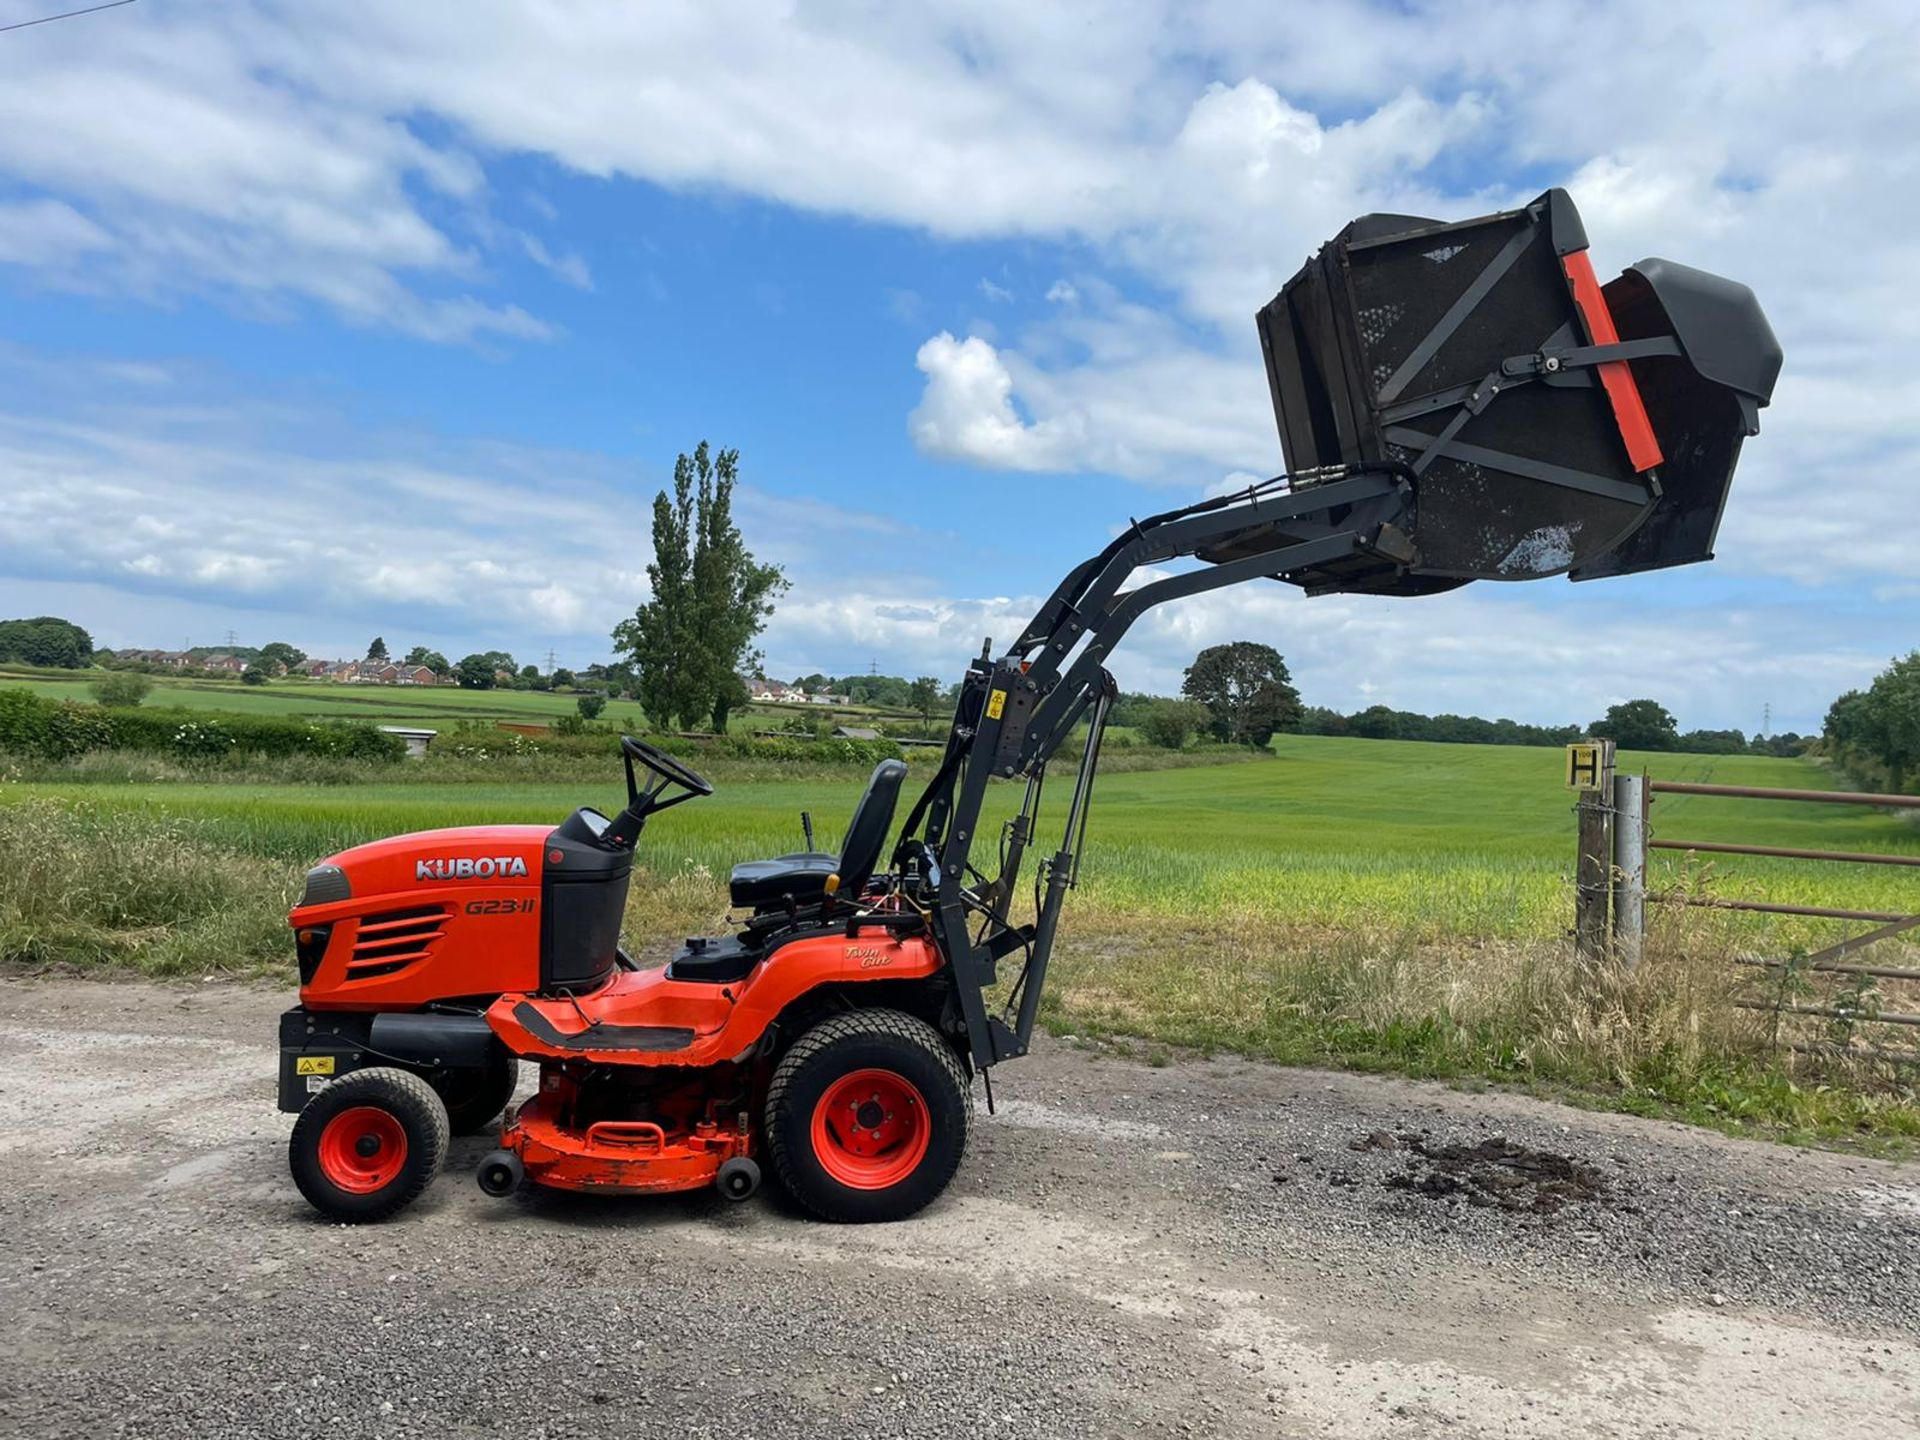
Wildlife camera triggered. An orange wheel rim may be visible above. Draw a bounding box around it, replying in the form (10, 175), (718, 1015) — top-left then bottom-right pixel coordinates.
(810, 1068), (930, 1190)
(317, 1106), (408, 1193)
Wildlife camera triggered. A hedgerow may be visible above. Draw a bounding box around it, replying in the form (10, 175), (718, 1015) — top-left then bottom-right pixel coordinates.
(0, 689), (402, 762)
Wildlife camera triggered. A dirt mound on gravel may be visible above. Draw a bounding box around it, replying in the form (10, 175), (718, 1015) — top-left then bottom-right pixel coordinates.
(1384, 1135), (1611, 1215)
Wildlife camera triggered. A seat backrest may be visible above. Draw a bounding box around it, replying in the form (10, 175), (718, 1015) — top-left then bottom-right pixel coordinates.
(834, 758), (908, 897)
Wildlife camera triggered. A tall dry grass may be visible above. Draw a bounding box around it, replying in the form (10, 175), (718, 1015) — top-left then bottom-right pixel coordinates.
(0, 799), (300, 975)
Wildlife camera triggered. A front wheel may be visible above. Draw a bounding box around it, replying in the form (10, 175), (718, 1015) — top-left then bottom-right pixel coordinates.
(764, 1009), (970, 1223)
(289, 1067), (448, 1222)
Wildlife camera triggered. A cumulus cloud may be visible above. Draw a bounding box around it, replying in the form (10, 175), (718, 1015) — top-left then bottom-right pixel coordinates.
(908, 332), (1079, 472)
(0, 4), (1910, 554)
(0, 352), (949, 668)
(0, 2), (1911, 715)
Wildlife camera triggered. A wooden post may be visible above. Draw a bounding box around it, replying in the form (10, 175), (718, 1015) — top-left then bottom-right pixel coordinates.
(1611, 771), (1646, 967)
(1573, 739), (1616, 961)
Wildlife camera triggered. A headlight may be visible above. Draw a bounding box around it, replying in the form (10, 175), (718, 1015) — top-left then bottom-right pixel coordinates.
(300, 864), (350, 905)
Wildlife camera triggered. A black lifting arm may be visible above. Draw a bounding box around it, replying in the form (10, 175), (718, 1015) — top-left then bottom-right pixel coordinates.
(900, 465), (1417, 1071)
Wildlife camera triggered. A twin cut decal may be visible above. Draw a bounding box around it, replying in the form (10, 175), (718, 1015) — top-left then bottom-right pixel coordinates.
(415, 855), (530, 881)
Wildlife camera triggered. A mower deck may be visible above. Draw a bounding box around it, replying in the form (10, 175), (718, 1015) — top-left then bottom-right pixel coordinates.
(501, 1090), (751, 1195)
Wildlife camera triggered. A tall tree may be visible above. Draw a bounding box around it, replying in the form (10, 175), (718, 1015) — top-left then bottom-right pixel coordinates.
(1863, 653), (1920, 788)
(613, 442), (787, 731)
(403, 645), (450, 675)
(909, 675), (944, 731)
(454, 654), (497, 690)
(366, 636), (389, 663)
(1181, 642), (1303, 747)
(258, 641), (306, 672)
(0, 615), (93, 668)
(1589, 699), (1678, 751)
(711, 672), (749, 733)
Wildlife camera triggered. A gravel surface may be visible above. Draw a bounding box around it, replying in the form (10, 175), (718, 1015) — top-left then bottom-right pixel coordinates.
(1, 978), (1916, 1439)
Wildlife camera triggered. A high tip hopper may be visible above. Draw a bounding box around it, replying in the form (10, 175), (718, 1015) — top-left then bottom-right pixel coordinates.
(1217, 187), (1780, 596)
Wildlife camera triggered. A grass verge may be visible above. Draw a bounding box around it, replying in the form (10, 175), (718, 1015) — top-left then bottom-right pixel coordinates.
(1032, 906), (1920, 1152)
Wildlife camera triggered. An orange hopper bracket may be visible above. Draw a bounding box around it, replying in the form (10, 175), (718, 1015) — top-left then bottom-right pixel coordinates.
(1561, 248), (1665, 472)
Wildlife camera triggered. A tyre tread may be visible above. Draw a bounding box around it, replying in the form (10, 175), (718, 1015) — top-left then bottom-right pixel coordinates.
(289, 1065), (450, 1223)
(765, 1008), (970, 1222)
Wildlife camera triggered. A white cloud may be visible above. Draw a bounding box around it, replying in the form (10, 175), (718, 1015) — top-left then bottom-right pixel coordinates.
(908, 332), (1079, 472)
(908, 314), (1276, 481)
(0, 356), (948, 670)
(0, 1), (1911, 716)
(0, 198), (113, 267)
(518, 234), (593, 291)
(759, 572), (1887, 735)
(0, 2), (1910, 572)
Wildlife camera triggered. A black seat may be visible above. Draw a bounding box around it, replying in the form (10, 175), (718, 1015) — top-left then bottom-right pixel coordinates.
(727, 759), (908, 909)
(726, 851), (837, 909)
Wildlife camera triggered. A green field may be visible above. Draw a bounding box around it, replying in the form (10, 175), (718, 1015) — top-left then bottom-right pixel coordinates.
(0, 669), (918, 736)
(6, 735), (1913, 941)
(5, 733), (1916, 1140)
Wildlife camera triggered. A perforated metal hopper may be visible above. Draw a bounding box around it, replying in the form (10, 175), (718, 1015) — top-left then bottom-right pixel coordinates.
(1232, 188), (1780, 596)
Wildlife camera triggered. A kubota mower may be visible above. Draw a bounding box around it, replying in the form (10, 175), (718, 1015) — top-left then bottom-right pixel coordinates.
(278, 189), (1780, 1223)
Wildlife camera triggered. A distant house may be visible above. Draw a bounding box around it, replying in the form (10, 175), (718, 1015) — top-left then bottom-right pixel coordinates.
(809, 692), (849, 706)
(131, 650), (194, 669)
(112, 649), (194, 670)
(294, 658), (437, 686)
(744, 676), (814, 704)
(200, 654), (247, 674)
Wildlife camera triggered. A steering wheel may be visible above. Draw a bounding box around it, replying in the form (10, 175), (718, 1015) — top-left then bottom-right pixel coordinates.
(620, 735), (714, 797)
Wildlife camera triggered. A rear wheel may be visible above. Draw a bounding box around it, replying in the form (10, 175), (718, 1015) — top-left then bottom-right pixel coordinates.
(765, 1009), (970, 1223)
(428, 1052), (518, 1136)
(290, 1067), (448, 1222)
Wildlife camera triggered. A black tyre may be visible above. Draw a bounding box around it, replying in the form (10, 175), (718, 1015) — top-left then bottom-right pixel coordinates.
(765, 1009), (970, 1223)
(428, 1052), (518, 1136)
(289, 1067), (449, 1223)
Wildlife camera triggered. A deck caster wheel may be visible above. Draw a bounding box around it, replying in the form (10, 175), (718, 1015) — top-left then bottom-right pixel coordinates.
(716, 1156), (761, 1201)
(476, 1148), (524, 1198)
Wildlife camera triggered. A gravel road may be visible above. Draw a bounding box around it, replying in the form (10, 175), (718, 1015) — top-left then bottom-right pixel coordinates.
(0, 977), (1915, 1439)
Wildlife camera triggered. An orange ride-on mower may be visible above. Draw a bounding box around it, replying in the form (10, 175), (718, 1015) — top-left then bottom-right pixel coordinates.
(276, 187), (1780, 1223)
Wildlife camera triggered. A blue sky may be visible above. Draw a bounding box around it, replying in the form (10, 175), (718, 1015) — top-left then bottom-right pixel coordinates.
(0, 1), (1913, 733)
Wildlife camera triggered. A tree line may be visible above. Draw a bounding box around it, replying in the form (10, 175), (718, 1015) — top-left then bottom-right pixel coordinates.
(1111, 652), (1814, 758)
(0, 616), (94, 669)
(1824, 652), (1920, 791)
(1302, 697), (1806, 758)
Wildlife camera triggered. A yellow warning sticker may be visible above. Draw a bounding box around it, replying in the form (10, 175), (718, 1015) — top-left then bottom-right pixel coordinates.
(295, 1055), (336, 1076)
(986, 689), (1007, 720)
